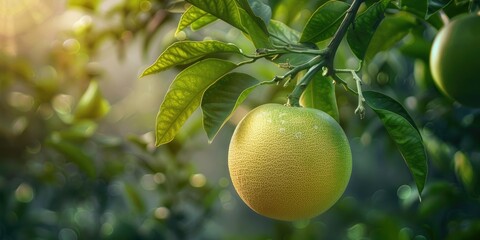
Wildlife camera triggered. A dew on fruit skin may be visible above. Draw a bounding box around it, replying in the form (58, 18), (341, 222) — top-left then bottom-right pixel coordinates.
(313, 125), (318, 130)
(279, 128), (286, 133)
(294, 132), (302, 139)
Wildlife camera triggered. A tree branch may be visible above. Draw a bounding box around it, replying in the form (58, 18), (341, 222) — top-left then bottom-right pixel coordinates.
(287, 0), (364, 107)
(324, 0), (364, 75)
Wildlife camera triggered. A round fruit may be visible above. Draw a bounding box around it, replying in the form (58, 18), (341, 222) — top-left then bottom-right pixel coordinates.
(228, 104), (352, 221)
(429, 13), (480, 107)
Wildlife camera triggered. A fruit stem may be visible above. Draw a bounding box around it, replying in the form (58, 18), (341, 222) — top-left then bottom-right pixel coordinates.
(438, 10), (450, 26)
(287, 61), (325, 107)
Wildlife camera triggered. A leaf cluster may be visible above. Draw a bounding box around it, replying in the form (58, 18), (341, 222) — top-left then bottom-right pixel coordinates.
(142, 0), (466, 196)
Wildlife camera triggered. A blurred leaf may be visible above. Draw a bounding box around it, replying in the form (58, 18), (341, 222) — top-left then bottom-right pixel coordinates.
(156, 59), (237, 146)
(300, 1), (350, 43)
(399, 31), (432, 61)
(427, 0), (453, 17)
(201, 72), (260, 142)
(202, 188), (222, 208)
(422, 129), (455, 171)
(124, 183), (146, 213)
(176, 6), (218, 34)
(419, 181), (458, 217)
(73, 80), (110, 121)
(364, 91), (427, 196)
(347, 0), (391, 60)
(454, 151), (476, 194)
(413, 59), (435, 91)
(141, 40), (242, 77)
(268, 19), (300, 45)
(364, 0), (380, 6)
(46, 138), (96, 178)
(68, 0), (100, 11)
(364, 12), (417, 66)
(174, 114), (204, 144)
(300, 73), (339, 122)
(55, 120), (98, 140)
(400, 0), (428, 18)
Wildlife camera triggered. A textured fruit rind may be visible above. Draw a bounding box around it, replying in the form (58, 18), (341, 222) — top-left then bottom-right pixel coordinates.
(228, 104), (352, 221)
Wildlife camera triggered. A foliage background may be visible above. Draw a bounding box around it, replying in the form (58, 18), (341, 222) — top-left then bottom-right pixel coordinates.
(1, 0), (479, 239)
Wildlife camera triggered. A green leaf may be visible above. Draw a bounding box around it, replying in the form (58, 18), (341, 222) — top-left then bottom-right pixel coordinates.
(266, 21), (317, 64)
(141, 41), (242, 77)
(347, 0), (391, 60)
(364, 91), (418, 131)
(186, 0), (272, 48)
(176, 6), (218, 34)
(191, 15), (218, 31)
(247, 0), (272, 25)
(268, 19), (300, 45)
(364, 12), (417, 65)
(300, 73), (339, 122)
(364, 91), (427, 197)
(238, 8), (273, 48)
(201, 72), (260, 142)
(186, 0), (245, 30)
(300, 1), (350, 43)
(156, 59), (237, 146)
(400, 0), (428, 18)
(236, 0), (271, 30)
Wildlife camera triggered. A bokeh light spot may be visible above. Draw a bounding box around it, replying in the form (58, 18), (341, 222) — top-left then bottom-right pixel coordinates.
(15, 183), (34, 203)
(154, 207), (169, 220)
(347, 223), (366, 240)
(8, 92), (34, 112)
(63, 38), (81, 54)
(140, 1), (152, 12)
(153, 172), (166, 184)
(397, 185), (412, 200)
(190, 173), (206, 188)
(58, 228), (77, 240)
(141, 174), (157, 191)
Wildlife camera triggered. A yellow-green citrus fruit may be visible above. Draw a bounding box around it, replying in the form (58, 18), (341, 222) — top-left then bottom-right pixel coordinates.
(430, 14), (480, 107)
(228, 104), (352, 221)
